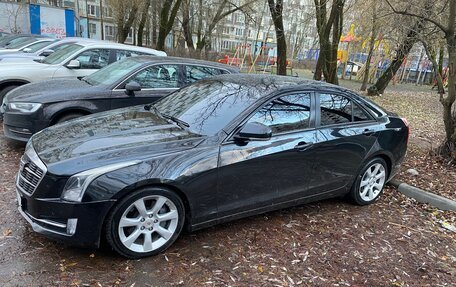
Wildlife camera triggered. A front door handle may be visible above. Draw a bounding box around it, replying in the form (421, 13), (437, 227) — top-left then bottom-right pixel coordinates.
(362, 129), (375, 136)
(294, 141), (314, 151)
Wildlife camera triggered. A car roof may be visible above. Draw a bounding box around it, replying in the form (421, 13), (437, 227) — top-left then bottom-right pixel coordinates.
(127, 55), (240, 73)
(74, 41), (167, 56)
(201, 74), (348, 95)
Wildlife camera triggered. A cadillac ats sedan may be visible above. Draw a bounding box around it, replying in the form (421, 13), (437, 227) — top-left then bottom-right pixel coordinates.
(16, 75), (409, 258)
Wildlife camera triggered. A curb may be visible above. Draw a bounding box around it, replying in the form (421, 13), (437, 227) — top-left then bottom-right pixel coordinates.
(388, 179), (456, 211)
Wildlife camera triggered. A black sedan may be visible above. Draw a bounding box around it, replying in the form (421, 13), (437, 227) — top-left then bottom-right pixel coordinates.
(2, 56), (238, 141)
(16, 75), (409, 258)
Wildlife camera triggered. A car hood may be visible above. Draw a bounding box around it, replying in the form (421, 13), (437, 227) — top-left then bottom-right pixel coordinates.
(6, 79), (101, 104)
(31, 106), (204, 175)
(0, 58), (52, 73)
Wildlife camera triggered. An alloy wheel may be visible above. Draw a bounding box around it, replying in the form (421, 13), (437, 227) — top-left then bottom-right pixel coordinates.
(118, 195), (179, 253)
(358, 163), (386, 202)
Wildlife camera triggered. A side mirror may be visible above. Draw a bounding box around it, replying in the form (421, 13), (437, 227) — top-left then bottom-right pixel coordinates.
(125, 81), (141, 96)
(22, 48), (32, 53)
(40, 49), (54, 57)
(234, 122), (272, 142)
(66, 59), (80, 69)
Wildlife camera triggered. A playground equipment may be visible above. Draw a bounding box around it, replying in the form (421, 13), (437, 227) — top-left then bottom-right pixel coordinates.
(339, 24), (361, 79)
(356, 33), (390, 83)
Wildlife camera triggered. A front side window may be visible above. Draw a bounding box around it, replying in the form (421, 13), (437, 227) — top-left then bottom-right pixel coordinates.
(247, 93), (312, 134)
(75, 49), (110, 69)
(126, 64), (179, 89)
(84, 57), (144, 86)
(185, 65), (223, 84)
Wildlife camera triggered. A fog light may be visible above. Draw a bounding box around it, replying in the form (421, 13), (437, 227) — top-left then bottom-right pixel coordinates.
(67, 218), (78, 235)
(10, 127), (32, 135)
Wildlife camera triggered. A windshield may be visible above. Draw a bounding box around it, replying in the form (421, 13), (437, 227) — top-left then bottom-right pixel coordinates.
(42, 43), (83, 65)
(84, 57), (144, 86)
(0, 35), (23, 47)
(5, 37), (36, 49)
(22, 40), (55, 52)
(154, 80), (262, 135)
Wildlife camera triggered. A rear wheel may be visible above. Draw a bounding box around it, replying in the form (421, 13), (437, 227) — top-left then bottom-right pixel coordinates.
(349, 157), (388, 205)
(105, 187), (185, 259)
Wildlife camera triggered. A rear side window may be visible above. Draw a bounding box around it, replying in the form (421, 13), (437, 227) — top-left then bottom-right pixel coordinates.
(185, 65), (223, 84)
(247, 93), (311, 134)
(115, 49), (147, 61)
(75, 48), (110, 69)
(319, 93), (372, 126)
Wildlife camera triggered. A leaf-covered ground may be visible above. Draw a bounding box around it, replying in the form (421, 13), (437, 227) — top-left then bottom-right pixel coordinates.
(0, 80), (455, 287)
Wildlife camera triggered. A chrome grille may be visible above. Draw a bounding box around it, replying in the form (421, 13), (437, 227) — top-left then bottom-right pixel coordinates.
(16, 145), (46, 196)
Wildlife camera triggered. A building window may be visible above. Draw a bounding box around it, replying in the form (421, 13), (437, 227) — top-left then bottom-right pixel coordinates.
(105, 25), (115, 37)
(87, 4), (99, 17)
(89, 23), (97, 35)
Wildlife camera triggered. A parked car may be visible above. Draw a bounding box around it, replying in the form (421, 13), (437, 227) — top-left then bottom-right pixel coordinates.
(0, 32), (11, 38)
(0, 41), (166, 102)
(0, 34), (45, 48)
(0, 37), (54, 54)
(0, 37), (100, 61)
(15, 74), (409, 258)
(2, 56), (238, 141)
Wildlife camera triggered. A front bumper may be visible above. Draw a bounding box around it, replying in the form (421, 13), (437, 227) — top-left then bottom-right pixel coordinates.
(3, 111), (49, 142)
(16, 187), (115, 248)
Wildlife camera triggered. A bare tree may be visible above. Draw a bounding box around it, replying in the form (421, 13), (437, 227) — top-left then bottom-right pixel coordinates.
(385, 0), (456, 157)
(111, 0), (140, 43)
(137, 0), (152, 47)
(268, 0), (287, 75)
(156, 0), (183, 51)
(313, 0), (345, 84)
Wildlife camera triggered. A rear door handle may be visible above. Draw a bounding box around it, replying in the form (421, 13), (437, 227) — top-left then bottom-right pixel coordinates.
(362, 129), (375, 136)
(294, 141), (314, 151)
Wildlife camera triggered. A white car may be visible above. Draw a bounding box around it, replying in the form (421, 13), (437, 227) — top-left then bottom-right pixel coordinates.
(0, 41), (167, 101)
(0, 37), (54, 54)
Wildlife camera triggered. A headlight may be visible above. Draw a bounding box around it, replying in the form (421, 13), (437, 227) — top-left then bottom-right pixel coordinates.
(8, 102), (42, 113)
(61, 160), (141, 202)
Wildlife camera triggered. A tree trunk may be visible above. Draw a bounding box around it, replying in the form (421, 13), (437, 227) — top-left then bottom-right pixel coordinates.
(268, 0), (287, 75)
(181, 0), (194, 49)
(117, 5), (138, 43)
(442, 41), (456, 150)
(368, 20), (423, 95)
(156, 0), (183, 51)
(313, 0), (344, 83)
(361, 1), (377, 91)
(137, 0), (151, 47)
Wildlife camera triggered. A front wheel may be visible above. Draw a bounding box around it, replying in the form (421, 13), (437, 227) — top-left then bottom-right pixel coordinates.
(349, 157), (388, 205)
(105, 187), (185, 259)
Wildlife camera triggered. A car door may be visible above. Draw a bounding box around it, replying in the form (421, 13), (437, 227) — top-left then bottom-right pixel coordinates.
(217, 92), (318, 217)
(306, 92), (379, 195)
(52, 48), (111, 79)
(110, 64), (182, 109)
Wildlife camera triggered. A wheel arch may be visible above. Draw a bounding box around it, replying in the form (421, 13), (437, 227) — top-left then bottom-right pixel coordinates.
(107, 180), (193, 230)
(0, 79), (29, 91)
(49, 107), (92, 125)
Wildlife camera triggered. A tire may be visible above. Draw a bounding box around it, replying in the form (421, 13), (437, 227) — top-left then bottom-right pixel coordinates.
(349, 157), (388, 205)
(55, 113), (86, 124)
(105, 187), (185, 259)
(0, 85), (19, 103)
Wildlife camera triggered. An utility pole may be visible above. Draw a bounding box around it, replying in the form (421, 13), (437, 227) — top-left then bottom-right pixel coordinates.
(100, 0), (104, 40)
(86, 0), (90, 38)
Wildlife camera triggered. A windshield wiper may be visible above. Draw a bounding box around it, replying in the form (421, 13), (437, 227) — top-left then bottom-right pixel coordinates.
(162, 114), (190, 128)
(144, 104), (189, 128)
(80, 77), (92, 85)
